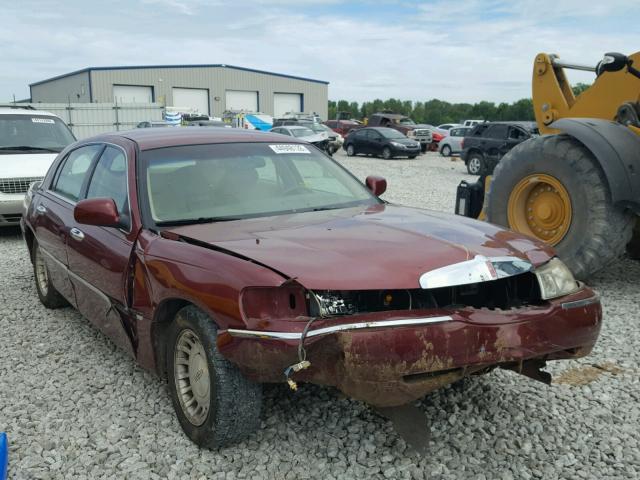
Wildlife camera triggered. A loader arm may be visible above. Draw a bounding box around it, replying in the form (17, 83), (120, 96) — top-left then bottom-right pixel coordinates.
(533, 52), (640, 133)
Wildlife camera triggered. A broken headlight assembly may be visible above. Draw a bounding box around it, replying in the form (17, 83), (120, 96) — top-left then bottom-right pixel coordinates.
(534, 257), (581, 300)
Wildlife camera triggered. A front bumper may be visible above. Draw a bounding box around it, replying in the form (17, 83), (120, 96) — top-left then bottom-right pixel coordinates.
(219, 288), (602, 407)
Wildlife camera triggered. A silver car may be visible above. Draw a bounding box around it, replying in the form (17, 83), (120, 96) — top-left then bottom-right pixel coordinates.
(270, 125), (331, 153)
(438, 126), (471, 157)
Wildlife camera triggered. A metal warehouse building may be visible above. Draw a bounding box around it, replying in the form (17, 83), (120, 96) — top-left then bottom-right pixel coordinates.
(29, 64), (329, 119)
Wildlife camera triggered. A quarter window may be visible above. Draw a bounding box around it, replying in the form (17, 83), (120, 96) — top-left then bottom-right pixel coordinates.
(52, 145), (102, 201)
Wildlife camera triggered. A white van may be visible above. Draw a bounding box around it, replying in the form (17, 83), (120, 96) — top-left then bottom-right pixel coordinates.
(0, 107), (75, 225)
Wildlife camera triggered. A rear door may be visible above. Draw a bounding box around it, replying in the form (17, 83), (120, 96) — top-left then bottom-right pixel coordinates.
(65, 144), (137, 356)
(32, 144), (104, 305)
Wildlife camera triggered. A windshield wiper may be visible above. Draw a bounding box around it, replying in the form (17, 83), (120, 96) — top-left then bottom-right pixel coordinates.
(0, 146), (61, 153)
(156, 216), (243, 227)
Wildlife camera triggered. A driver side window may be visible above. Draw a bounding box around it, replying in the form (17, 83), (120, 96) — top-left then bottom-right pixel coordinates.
(86, 146), (130, 228)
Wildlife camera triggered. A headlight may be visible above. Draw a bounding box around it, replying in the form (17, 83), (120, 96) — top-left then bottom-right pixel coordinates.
(534, 257), (580, 300)
(406, 130), (415, 137)
(390, 141), (405, 148)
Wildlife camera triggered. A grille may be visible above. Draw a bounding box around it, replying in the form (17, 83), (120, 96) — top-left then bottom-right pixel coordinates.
(0, 177), (43, 194)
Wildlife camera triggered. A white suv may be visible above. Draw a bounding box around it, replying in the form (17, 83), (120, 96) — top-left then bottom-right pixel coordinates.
(0, 107), (75, 225)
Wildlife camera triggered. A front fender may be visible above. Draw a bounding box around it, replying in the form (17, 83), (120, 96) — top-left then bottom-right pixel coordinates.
(551, 118), (640, 213)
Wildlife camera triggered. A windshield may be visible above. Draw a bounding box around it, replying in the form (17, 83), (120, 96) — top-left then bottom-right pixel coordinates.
(0, 114), (75, 153)
(310, 124), (329, 133)
(141, 143), (380, 225)
(379, 128), (407, 139)
(290, 128), (315, 138)
(398, 118), (416, 125)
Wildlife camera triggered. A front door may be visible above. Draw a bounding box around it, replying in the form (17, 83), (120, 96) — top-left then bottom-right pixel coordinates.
(65, 145), (137, 356)
(33, 144), (104, 305)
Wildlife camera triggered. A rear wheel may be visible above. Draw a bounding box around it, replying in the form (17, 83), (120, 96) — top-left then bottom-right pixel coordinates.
(440, 145), (452, 157)
(487, 135), (634, 280)
(346, 144), (356, 156)
(33, 241), (67, 309)
(382, 147), (393, 160)
(467, 152), (484, 175)
(166, 305), (262, 448)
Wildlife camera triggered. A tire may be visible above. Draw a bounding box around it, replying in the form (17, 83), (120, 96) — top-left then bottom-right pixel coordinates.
(33, 241), (67, 309)
(166, 305), (262, 448)
(382, 147), (393, 160)
(440, 145), (452, 157)
(486, 134), (635, 280)
(346, 144), (356, 156)
(466, 152), (484, 175)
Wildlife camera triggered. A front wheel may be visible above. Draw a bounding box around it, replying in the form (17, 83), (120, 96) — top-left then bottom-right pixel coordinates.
(346, 144), (356, 156)
(382, 147), (393, 160)
(487, 135), (635, 280)
(167, 305), (262, 448)
(440, 145), (452, 157)
(467, 153), (484, 175)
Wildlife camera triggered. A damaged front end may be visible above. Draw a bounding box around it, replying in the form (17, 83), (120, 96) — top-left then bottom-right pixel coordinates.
(218, 256), (602, 407)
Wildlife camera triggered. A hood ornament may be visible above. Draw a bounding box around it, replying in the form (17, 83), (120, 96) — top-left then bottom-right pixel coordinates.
(419, 255), (533, 289)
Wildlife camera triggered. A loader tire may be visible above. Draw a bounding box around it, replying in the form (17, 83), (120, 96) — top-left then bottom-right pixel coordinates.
(486, 134), (634, 280)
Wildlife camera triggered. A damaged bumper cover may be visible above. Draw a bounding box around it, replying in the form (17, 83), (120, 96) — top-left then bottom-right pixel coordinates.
(218, 288), (601, 407)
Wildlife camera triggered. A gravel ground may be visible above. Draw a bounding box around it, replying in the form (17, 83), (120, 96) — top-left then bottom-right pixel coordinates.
(1, 151), (639, 479)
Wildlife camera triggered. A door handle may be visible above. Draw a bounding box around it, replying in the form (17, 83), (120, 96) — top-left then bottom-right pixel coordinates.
(36, 205), (47, 215)
(69, 227), (85, 242)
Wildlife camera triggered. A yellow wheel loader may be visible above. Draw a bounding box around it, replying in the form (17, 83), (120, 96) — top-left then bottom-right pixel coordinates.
(455, 52), (640, 280)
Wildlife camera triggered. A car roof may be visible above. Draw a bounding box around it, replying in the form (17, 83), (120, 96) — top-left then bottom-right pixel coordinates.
(86, 127), (307, 150)
(281, 125), (311, 130)
(0, 107), (59, 117)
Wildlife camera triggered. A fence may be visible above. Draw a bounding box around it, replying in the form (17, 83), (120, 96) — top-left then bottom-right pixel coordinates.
(3, 102), (165, 139)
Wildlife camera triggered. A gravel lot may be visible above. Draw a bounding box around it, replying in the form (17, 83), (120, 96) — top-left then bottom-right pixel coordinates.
(1, 151), (639, 479)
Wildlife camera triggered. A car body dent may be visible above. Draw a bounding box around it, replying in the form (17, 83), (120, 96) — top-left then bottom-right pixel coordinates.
(22, 127), (602, 410)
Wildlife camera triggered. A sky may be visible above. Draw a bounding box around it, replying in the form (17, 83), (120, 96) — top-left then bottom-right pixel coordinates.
(2, 0), (640, 104)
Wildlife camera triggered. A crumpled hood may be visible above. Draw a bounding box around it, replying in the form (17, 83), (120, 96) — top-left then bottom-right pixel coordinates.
(0, 153), (57, 178)
(167, 204), (554, 290)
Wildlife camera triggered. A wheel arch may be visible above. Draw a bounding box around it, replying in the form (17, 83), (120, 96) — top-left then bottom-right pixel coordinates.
(152, 297), (220, 379)
(465, 148), (483, 163)
(551, 118), (640, 213)
(23, 225), (36, 262)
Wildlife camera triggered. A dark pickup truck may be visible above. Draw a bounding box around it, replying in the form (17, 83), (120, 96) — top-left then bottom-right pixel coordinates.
(366, 113), (433, 152)
(461, 121), (538, 175)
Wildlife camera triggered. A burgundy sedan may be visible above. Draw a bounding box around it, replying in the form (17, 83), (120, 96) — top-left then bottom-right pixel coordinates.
(21, 128), (602, 448)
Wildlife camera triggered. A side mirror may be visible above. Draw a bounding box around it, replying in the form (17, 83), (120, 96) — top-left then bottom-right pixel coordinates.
(366, 175), (387, 196)
(596, 52), (628, 75)
(74, 198), (120, 227)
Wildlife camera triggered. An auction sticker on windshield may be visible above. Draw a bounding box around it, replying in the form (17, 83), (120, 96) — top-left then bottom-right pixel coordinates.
(31, 118), (55, 124)
(269, 144), (310, 154)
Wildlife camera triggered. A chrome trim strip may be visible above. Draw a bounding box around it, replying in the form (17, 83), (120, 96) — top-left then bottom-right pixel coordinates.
(225, 315), (453, 340)
(561, 295), (599, 310)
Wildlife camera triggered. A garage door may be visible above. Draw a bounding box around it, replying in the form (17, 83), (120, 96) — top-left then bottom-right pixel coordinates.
(172, 88), (209, 115)
(226, 90), (258, 112)
(113, 85), (153, 104)
(273, 93), (302, 118)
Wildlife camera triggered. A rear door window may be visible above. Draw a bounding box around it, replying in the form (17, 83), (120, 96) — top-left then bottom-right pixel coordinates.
(52, 144), (103, 202)
(485, 125), (509, 139)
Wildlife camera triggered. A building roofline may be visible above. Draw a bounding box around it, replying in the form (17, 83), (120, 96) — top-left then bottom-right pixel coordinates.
(29, 64), (330, 87)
